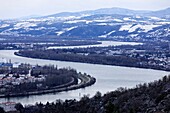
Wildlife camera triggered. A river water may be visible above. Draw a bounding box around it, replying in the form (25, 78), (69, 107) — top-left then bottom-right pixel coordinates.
(0, 41), (169, 105)
(48, 41), (142, 49)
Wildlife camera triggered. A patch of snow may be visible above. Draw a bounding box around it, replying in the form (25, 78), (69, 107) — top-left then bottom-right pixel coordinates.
(27, 15), (84, 22)
(119, 24), (132, 31)
(27, 18), (47, 22)
(120, 24), (161, 33)
(128, 25), (141, 32)
(81, 14), (91, 17)
(64, 20), (86, 24)
(64, 20), (93, 24)
(123, 17), (131, 21)
(108, 23), (122, 26)
(56, 31), (65, 36)
(46, 22), (53, 25)
(97, 23), (107, 26)
(34, 27), (46, 30)
(14, 22), (37, 30)
(85, 21), (93, 24)
(140, 25), (161, 32)
(138, 21), (148, 23)
(130, 34), (138, 37)
(56, 26), (77, 36)
(27, 19), (42, 22)
(108, 23), (115, 26)
(113, 19), (123, 22)
(99, 30), (115, 38)
(98, 35), (107, 38)
(107, 30), (115, 35)
(54, 16), (78, 21)
(64, 26), (78, 31)
(135, 16), (141, 19)
(157, 22), (170, 25)
(150, 17), (162, 20)
(47, 17), (55, 19)
(93, 20), (109, 22)
(129, 24), (161, 33)
(55, 15), (89, 21)
(123, 17), (136, 22)
(0, 24), (10, 28)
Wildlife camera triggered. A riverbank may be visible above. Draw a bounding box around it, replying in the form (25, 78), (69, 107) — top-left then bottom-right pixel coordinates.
(15, 51), (170, 72)
(0, 74), (96, 98)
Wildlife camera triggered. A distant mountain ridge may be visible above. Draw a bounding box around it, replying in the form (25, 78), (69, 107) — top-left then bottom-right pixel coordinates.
(147, 7), (170, 17)
(44, 7), (149, 18)
(0, 7), (170, 41)
(44, 7), (170, 18)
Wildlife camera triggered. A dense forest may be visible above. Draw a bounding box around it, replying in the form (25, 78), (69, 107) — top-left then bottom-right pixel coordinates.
(4, 75), (170, 113)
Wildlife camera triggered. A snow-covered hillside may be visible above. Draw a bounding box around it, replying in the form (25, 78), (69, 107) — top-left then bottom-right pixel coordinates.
(0, 7), (170, 41)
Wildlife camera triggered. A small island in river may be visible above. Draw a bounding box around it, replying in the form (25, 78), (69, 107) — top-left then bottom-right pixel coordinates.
(0, 62), (96, 98)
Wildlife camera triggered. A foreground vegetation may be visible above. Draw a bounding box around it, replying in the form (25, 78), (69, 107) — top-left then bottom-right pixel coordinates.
(3, 75), (170, 113)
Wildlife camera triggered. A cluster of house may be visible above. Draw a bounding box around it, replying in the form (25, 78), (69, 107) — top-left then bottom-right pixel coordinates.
(0, 60), (46, 91)
(0, 60), (46, 112)
(0, 74), (45, 86)
(128, 51), (170, 67)
(106, 49), (170, 69)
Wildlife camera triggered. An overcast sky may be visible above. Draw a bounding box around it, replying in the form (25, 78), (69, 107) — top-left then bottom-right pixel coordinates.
(0, 0), (170, 19)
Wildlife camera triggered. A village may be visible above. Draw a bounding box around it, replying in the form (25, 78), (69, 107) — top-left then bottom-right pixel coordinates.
(0, 60), (45, 86)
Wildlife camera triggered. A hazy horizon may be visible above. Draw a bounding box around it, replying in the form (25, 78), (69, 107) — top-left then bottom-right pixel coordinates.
(0, 0), (170, 19)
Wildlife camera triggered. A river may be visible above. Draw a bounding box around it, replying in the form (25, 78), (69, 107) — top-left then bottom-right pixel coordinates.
(47, 41), (142, 49)
(0, 41), (169, 105)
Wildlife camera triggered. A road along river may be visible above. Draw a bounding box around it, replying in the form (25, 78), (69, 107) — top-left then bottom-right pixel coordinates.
(0, 42), (168, 105)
